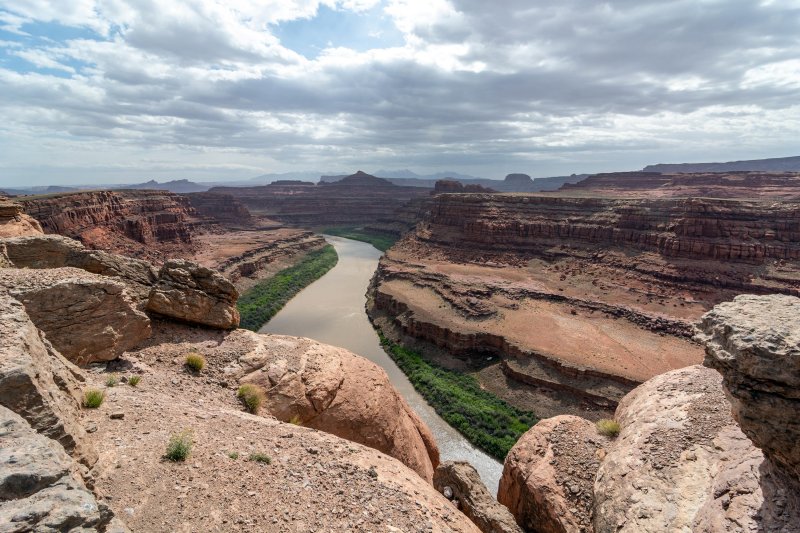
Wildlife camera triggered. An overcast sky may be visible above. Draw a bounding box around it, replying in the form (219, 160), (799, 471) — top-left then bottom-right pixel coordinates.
(1, 0), (799, 186)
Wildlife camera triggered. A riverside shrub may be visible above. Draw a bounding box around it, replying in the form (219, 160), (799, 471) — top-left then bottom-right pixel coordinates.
(379, 333), (537, 460)
(237, 245), (338, 331)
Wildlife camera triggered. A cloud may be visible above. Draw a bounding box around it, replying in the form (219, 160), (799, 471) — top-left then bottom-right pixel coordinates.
(0, 0), (799, 185)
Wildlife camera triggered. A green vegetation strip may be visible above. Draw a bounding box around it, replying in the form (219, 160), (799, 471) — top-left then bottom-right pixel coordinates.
(237, 245), (338, 331)
(379, 334), (537, 460)
(321, 226), (398, 252)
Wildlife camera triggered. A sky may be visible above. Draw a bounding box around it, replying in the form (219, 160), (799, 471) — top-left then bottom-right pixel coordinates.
(1, 0), (799, 186)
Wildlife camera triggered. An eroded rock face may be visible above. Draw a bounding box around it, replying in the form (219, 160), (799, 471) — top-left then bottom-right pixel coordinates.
(0, 199), (43, 238)
(700, 294), (800, 481)
(498, 415), (607, 533)
(593, 364), (800, 533)
(228, 330), (439, 481)
(3, 235), (158, 299)
(434, 461), (522, 533)
(1, 268), (151, 365)
(0, 296), (96, 465)
(147, 259), (240, 329)
(0, 406), (111, 531)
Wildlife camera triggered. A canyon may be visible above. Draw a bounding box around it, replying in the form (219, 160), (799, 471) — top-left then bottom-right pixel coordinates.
(13, 189), (327, 294)
(368, 185), (800, 421)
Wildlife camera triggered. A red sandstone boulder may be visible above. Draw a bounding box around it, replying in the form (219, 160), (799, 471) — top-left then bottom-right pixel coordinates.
(498, 415), (607, 533)
(228, 330), (439, 481)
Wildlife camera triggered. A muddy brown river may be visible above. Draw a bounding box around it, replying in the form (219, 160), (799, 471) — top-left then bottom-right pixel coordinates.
(260, 235), (503, 494)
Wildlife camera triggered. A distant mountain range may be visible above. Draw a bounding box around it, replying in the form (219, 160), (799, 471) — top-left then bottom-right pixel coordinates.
(320, 170), (588, 192)
(644, 155), (800, 173)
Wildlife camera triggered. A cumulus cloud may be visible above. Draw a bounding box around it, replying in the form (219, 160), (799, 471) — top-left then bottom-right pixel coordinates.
(0, 0), (799, 185)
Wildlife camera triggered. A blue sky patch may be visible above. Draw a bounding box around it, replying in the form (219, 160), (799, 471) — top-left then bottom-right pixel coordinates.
(271, 3), (404, 59)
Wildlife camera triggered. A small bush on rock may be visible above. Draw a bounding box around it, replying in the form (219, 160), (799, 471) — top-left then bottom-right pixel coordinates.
(127, 375), (141, 387)
(105, 374), (119, 387)
(596, 418), (621, 438)
(249, 452), (271, 464)
(165, 430), (193, 462)
(184, 353), (206, 372)
(237, 383), (266, 414)
(228, 451), (239, 459)
(83, 388), (105, 408)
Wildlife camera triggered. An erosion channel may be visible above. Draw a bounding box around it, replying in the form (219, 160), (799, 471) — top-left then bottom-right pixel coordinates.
(260, 235), (503, 493)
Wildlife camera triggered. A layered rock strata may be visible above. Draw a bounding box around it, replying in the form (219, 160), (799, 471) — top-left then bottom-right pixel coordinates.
(0, 406), (115, 532)
(0, 198), (43, 237)
(2, 234), (240, 330)
(562, 170), (800, 199)
(147, 260), (240, 329)
(0, 268), (151, 364)
(370, 192), (800, 417)
(210, 171), (431, 229)
(0, 296), (96, 465)
(18, 190), (203, 262)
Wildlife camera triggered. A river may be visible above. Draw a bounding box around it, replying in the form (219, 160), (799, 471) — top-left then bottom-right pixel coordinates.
(260, 235), (503, 494)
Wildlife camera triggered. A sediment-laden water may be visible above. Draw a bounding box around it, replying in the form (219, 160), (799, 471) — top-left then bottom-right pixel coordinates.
(260, 235), (503, 494)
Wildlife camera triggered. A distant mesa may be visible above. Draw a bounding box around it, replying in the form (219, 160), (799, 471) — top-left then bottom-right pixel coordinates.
(123, 179), (209, 193)
(504, 173), (534, 185)
(434, 179), (496, 194)
(269, 180), (315, 186)
(643, 154), (800, 173)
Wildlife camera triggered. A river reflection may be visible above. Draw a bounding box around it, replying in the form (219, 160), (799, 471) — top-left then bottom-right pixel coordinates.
(260, 235), (503, 494)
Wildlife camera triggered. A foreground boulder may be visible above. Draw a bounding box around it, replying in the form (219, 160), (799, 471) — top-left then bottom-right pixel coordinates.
(499, 294), (800, 533)
(1, 268), (151, 365)
(220, 330), (439, 481)
(435, 461), (522, 533)
(147, 259), (240, 329)
(0, 297), (96, 465)
(0, 406), (113, 531)
(499, 415), (607, 533)
(0, 199), (43, 238)
(700, 294), (800, 481)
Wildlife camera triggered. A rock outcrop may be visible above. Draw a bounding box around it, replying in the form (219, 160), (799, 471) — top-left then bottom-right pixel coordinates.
(0, 296), (96, 465)
(1, 268), (152, 365)
(499, 416), (606, 533)
(228, 330), (439, 481)
(0, 198), (43, 237)
(700, 294), (800, 481)
(434, 461), (522, 533)
(4, 234), (241, 330)
(497, 295), (800, 533)
(147, 259), (240, 329)
(0, 406), (113, 531)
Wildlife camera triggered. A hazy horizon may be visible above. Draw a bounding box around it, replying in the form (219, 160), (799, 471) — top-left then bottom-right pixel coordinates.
(2, 1), (799, 187)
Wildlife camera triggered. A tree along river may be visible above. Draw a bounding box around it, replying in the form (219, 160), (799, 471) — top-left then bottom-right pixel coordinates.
(260, 235), (503, 494)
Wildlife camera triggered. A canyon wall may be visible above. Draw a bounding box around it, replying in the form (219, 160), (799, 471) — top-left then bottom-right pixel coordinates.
(369, 192), (800, 419)
(210, 171), (431, 230)
(561, 170), (800, 199)
(18, 190), (204, 262)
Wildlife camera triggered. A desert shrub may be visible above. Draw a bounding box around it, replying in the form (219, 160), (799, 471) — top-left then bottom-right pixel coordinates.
(127, 375), (142, 387)
(237, 384), (266, 414)
(165, 430), (193, 461)
(228, 451), (239, 459)
(320, 227), (398, 252)
(237, 245), (338, 331)
(379, 333), (537, 460)
(184, 353), (206, 372)
(105, 374), (119, 387)
(83, 388), (105, 408)
(596, 418), (621, 438)
(288, 414), (303, 426)
(248, 452), (271, 464)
